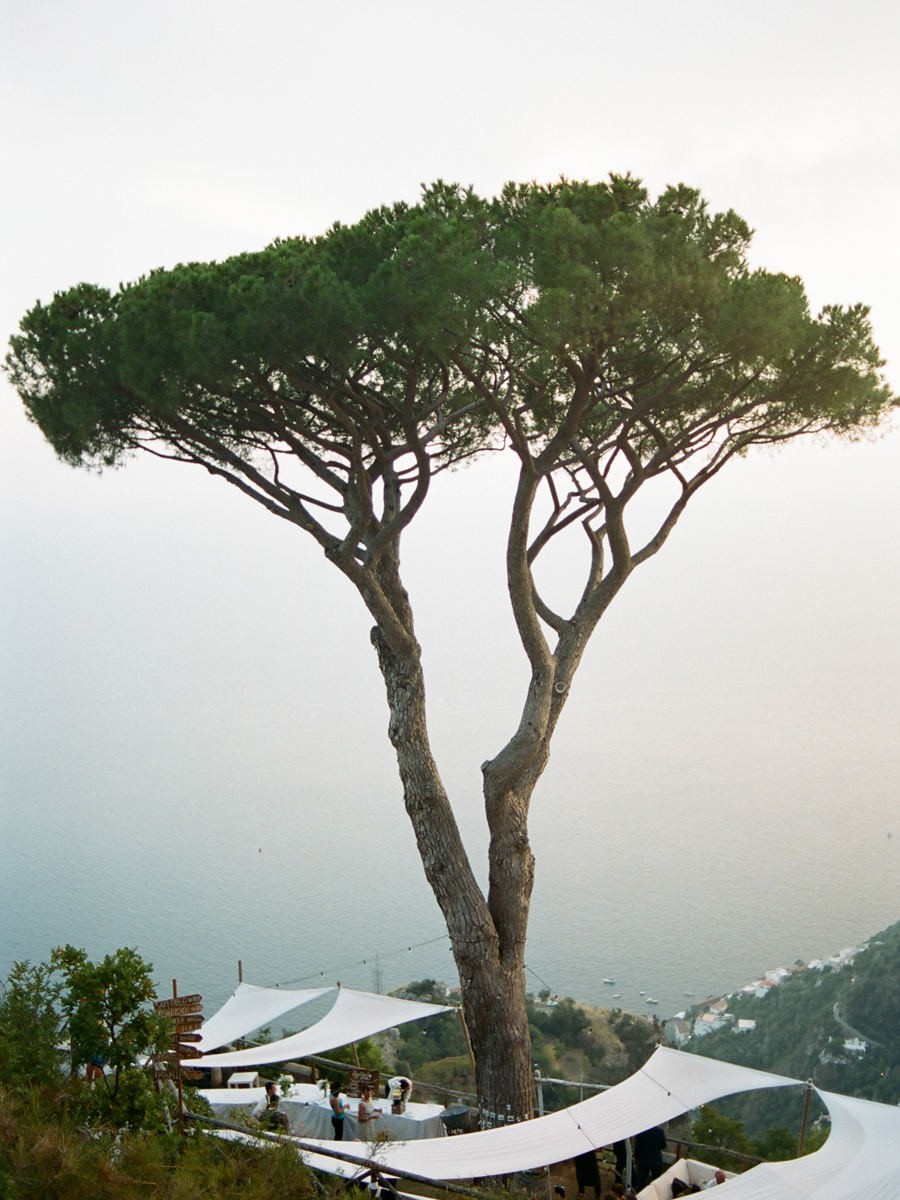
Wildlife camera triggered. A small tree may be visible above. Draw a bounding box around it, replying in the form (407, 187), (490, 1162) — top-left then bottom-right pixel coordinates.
(0, 960), (65, 1090)
(7, 178), (894, 1121)
(51, 945), (169, 1100)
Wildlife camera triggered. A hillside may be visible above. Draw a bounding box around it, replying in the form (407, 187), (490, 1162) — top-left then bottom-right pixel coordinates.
(681, 917), (900, 1134)
(385, 981), (664, 1110)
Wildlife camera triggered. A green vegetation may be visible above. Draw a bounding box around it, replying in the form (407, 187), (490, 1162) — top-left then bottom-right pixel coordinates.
(392, 981), (468, 1075)
(0, 946), (170, 1127)
(687, 1104), (827, 1171)
(0, 949), (324, 1199)
(686, 918), (900, 1134)
(313, 1037), (386, 1075)
(387, 981), (663, 1110)
(0, 1087), (319, 1200)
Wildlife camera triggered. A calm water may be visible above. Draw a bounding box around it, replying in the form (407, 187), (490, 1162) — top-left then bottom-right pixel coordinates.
(2, 437), (900, 1023)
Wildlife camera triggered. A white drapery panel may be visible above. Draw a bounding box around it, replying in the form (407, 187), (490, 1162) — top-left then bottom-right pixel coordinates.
(287, 1047), (798, 1179)
(205, 1048), (900, 1193)
(714, 1087), (900, 1199)
(189, 987), (452, 1067)
(195, 984), (334, 1051)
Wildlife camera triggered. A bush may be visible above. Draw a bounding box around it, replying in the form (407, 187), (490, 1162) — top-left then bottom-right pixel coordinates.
(0, 1085), (320, 1199)
(0, 960), (65, 1090)
(321, 1037), (386, 1077)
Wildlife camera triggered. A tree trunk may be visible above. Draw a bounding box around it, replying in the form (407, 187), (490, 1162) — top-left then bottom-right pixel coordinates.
(369, 621), (537, 1123)
(457, 928), (536, 1125)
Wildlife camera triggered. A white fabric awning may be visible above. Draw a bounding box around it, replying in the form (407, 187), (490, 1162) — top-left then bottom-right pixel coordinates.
(715, 1086), (900, 1199)
(189, 987), (452, 1068)
(206, 1047), (900, 1196)
(282, 1046), (798, 1179)
(194, 983), (333, 1052)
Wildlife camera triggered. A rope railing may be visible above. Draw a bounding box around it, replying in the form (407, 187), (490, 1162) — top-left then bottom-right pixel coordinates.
(185, 1108), (496, 1199)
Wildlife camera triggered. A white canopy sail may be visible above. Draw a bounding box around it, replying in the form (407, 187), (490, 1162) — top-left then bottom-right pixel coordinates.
(189, 986), (452, 1068)
(209, 1047), (900, 1196)
(715, 1086), (900, 1199)
(193, 983), (333, 1052)
(285, 1046), (797, 1179)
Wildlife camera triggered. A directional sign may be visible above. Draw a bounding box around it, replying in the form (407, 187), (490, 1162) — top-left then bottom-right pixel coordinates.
(158, 1049), (204, 1065)
(155, 994), (202, 1011)
(173, 1016), (203, 1033)
(174, 1032), (202, 1043)
(153, 1066), (204, 1082)
(155, 1002), (202, 1019)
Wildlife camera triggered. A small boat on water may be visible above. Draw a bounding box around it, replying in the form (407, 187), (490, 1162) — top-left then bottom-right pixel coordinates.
(639, 990), (646, 996)
(646, 998), (659, 1004)
(603, 978), (615, 985)
(612, 994), (621, 999)
(684, 991), (694, 997)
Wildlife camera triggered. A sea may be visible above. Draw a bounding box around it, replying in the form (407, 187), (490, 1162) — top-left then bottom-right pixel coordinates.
(2, 435), (900, 1027)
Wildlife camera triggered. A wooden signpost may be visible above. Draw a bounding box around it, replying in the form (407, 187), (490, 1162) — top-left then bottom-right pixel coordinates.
(154, 983), (204, 1125)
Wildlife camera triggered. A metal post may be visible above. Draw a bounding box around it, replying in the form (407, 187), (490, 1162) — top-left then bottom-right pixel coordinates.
(351, 1041), (360, 1068)
(625, 1139), (633, 1191)
(534, 1066), (544, 1117)
(797, 1079), (814, 1156)
(238, 960), (243, 983)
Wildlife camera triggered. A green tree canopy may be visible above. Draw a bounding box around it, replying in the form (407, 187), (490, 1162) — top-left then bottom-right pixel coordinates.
(52, 945), (170, 1100)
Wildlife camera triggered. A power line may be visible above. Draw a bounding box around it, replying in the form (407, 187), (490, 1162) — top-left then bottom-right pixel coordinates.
(267, 932), (452, 988)
(524, 962), (556, 994)
(268, 939), (566, 1004)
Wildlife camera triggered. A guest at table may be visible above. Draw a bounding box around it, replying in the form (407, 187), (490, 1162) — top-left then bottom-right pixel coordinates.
(253, 1081), (289, 1132)
(358, 1086), (383, 1126)
(330, 1080), (350, 1139)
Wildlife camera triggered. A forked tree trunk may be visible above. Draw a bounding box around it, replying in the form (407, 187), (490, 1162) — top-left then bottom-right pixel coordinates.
(370, 621), (538, 1123)
(363, 520), (621, 1123)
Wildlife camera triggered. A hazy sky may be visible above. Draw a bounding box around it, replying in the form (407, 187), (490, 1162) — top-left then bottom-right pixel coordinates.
(1, 0), (899, 1006)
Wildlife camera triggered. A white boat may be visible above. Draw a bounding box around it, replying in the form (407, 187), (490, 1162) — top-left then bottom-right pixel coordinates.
(646, 998), (659, 1004)
(603, 978), (615, 984)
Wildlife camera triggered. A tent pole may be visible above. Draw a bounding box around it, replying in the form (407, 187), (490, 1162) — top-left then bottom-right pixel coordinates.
(238, 960), (243, 983)
(797, 1079), (814, 1156)
(351, 1041), (360, 1068)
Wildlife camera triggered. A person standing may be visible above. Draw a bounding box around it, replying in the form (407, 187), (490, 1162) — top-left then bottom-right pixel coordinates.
(611, 1141), (628, 1186)
(330, 1081), (350, 1139)
(634, 1125), (666, 1189)
(573, 1149), (602, 1198)
(358, 1085), (382, 1128)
